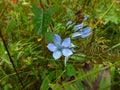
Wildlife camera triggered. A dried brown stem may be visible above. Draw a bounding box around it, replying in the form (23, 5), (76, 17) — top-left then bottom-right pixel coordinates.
(2, 0), (5, 6)
(0, 1), (9, 18)
(0, 29), (25, 89)
(39, 0), (45, 10)
(46, 0), (50, 5)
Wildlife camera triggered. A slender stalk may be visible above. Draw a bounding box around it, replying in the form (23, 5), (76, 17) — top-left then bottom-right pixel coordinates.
(39, 0), (45, 10)
(0, 30), (25, 90)
(92, 0), (116, 29)
(89, 0), (116, 45)
(68, 60), (120, 84)
(82, 0), (91, 9)
(42, 35), (47, 56)
(2, 0), (5, 6)
(0, 1), (9, 18)
(91, 0), (97, 10)
(46, 0), (50, 5)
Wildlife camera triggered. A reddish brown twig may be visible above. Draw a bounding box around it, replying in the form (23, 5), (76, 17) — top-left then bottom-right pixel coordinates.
(2, 0), (5, 6)
(46, 0), (50, 5)
(39, 0), (45, 10)
(0, 1), (9, 18)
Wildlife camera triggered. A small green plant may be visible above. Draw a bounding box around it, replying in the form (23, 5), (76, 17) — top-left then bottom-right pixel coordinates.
(0, 0), (120, 90)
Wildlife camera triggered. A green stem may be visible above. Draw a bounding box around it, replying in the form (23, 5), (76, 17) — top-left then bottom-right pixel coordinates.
(68, 59), (120, 84)
(55, 70), (66, 83)
(89, 0), (116, 45)
(92, 0), (116, 29)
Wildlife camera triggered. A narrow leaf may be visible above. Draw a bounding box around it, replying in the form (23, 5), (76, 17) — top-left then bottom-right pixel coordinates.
(66, 64), (76, 77)
(32, 6), (52, 36)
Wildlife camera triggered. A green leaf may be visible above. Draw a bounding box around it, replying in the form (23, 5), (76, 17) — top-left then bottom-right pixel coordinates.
(6, 20), (16, 32)
(32, 7), (43, 36)
(74, 80), (86, 90)
(40, 77), (49, 90)
(63, 83), (75, 90)
(32, 6), (53, 37)
(42, 8), (52, 35)
(45, 32), (54, 44)
(71, 54), (86, 62)
(99, 70), (111, 90)
(110, 66), (115, 79)
(49, 84), (63, 90)
(106, 43), (120, 52)
(40, 71), (55, 90)
(4, 84), (12, 90)
(66, 64), (76, 77)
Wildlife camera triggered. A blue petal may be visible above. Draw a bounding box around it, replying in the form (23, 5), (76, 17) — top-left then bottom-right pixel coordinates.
(66, 21), (72, 27)
(72, 32), (81, 39)
(74, 23), (84, 32)
(62, 38), (71, 47)
(53, 50), (62, 59)
(83, 15), (87, 21)
(62, 48), (73, 56)
(54, 34), (62, 45)
(81, 32), (91, 38)
(81, 27), (91, 34)
(80, 27), (91, 38)
(47, 43), (57, 52)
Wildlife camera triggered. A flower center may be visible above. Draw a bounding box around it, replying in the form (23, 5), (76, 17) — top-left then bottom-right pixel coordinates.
(57, 44), (63, 51)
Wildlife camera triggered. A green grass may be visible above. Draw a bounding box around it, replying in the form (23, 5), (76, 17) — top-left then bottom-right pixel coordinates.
(0, 0), (120, 90)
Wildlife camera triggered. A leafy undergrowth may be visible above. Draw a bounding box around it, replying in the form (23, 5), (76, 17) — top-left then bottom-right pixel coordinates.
(0, 0), (120, 90)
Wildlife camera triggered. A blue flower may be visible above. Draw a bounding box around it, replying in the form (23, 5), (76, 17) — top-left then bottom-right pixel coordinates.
(72, 15), (91, 39)
(83, 15), (87, 21)
(66, 21), (72, 27)
(74, 23), (84, 32)
(47, 34), (74, 60)
(72, 27), (91, 39)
